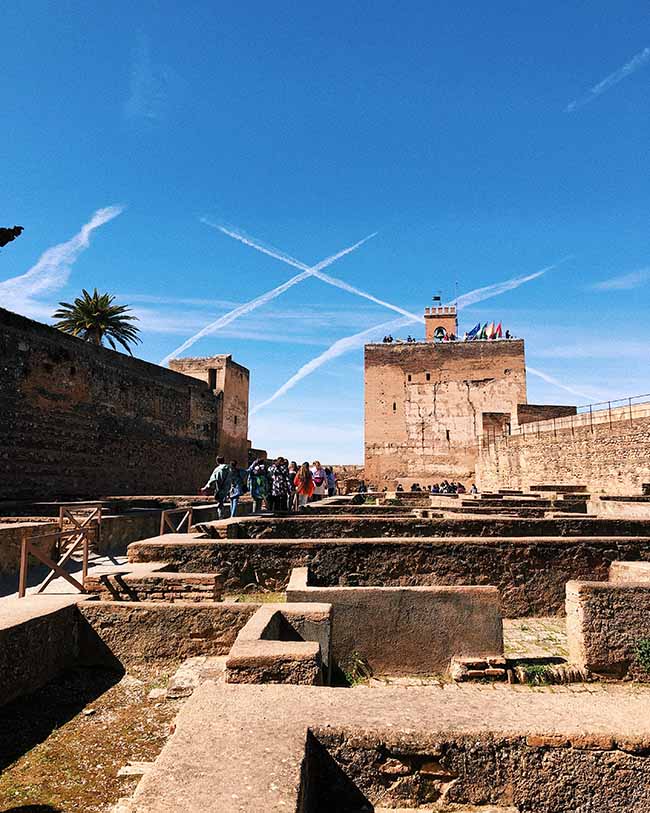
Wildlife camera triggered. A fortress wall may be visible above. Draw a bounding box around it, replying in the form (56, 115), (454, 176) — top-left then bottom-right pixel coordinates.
(478, 412), (650, 495)
(364, 340), (527, 484)
(170, 355), (250, 466)
(0, 307), (219, 499)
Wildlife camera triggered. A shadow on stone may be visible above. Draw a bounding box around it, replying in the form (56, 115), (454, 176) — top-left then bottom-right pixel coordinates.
(0, 666), (123, 771)
(300, 731), (372, 812)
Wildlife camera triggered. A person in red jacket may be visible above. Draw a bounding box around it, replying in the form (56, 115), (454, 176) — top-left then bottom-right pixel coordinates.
(294, 462), (314, 508)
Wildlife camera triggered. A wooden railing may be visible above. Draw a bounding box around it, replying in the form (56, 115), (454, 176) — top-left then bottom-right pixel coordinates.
(160, 507), (194, 535)
(18, 502), (102, 598)
(159, 503), (221, 535)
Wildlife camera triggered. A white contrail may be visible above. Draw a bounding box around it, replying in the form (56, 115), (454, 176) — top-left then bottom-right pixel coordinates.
(252, 265), (552, 414)
(526, 366), (597, 401)
(159, 231), (377, 365)
(566, 46), (650, 112)
(0, 206), (124, 308)
(251, 317), (414, 414)
(207, 222), (423, 323)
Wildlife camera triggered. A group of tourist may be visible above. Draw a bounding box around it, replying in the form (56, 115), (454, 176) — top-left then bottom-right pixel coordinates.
(201, 457), (339, 518)
(396, 481), (477, 494)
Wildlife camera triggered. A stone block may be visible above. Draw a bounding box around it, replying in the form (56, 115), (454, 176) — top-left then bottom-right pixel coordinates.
(225, 603), (332, 685)
(287, 567), (503, 675)
(566, 580), (650, 678)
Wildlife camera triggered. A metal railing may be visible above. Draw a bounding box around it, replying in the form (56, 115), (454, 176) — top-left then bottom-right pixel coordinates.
(482, 393), (650, 447)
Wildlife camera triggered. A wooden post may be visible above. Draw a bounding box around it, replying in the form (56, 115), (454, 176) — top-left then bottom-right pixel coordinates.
(19, 532), (29, 598)
(82, 535), (89, 583)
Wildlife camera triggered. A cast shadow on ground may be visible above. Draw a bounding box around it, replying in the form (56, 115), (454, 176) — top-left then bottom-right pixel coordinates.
(0, 666), (124, 772)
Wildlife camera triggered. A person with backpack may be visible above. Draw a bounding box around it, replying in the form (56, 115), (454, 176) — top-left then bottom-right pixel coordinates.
(247, 458), (268, 513)
(201, 455), (232, 519)
(268, 457), (291, 512)
(228, 460), (247, 518)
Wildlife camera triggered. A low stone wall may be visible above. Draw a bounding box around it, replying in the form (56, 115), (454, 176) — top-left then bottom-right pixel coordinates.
(591, 497), (650, 519)
(98, 512), (162, 553)
(610, 560), (650, 583)
(0, 521), (58, 576)
(198, 514), (650, 539)
(128, 536), (650, 617)
(566, 580), (650, 679)
(77, 601), (257, 666)
(287, 567), (502, 675)
(84, 570), (224, 602)
(0, 597), (79, 706)
(225, 603), (331, 685)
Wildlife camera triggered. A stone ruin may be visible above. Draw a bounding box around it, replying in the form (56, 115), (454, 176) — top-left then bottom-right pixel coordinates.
(2, 484), (650, 812)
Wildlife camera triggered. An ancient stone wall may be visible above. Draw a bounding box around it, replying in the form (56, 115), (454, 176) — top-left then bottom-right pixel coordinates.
(0, 308), (219, 499)
(169, 354), (250, 465)
(128, 535), (650, 616)
(478, 410), (650, 495)
(566, 580), (650, 678)
(364, 340), (527, 485)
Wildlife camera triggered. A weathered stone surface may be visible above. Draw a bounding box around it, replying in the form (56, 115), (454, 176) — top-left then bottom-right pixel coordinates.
(0, 596), (80, 705)
(0, 307), (249, 498)
(128, 535), (650, 617)
(287, 567), (502, 675)
(0, 520), (58, 576)
(609, 560), (650, 583)
(364, 340), (527, 484)
(85, 569), (224, 603)
(77, 601), (257, 665)
(126, 682), (650, 813)
(479, 406), (650, 496)
(200, 513), (650, 539)
(566, 580), (650, 679)
(225, 603), (331, 685)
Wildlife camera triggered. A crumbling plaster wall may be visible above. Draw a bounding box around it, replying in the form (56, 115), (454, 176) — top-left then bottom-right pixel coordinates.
(364, 340), (527, 483)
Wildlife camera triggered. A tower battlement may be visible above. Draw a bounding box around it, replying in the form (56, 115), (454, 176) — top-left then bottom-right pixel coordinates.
(424, 304), (458, 341)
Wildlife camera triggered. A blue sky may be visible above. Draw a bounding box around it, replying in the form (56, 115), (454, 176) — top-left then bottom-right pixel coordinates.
(1, 1), (649, 462)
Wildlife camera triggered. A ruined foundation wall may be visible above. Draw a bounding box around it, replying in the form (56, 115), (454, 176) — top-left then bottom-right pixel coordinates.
(364, 340), (527, 484)
(0, 307), (219, 499)
(478, 411), (650, 495)
(128, 536), (650, 616)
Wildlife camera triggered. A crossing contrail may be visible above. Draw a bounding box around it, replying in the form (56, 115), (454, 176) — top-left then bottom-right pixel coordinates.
(526, 366), (597, 401)
(205, 222), (424, 322)
(566, 46), (650, 112)
(159, 229), (377, 365)
(251, 264), (557, 414)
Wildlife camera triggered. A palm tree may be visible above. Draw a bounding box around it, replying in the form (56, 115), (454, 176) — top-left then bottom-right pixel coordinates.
(52, 289), (142, 355)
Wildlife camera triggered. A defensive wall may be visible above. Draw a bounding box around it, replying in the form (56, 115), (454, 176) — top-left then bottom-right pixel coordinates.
(169, 355), (249, 465)
(0, 308), (250, 499)
(478, 400), (650, 495)
(364, 337), (527, 484)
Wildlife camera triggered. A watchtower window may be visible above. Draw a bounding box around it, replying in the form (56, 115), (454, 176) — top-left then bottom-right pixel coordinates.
(393, 402), (397, 412)
(426, 373), (431, 382)
(208, 369), (217, 390)
(407, 374), (412, 382)
(446, 429), (450, 442)
(234, 415), (238, 425)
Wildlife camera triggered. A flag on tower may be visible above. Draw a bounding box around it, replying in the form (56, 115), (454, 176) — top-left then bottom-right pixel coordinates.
(478, 322), (488, 340)
(486, 322), (495, 339)
(495, 322), (503, 339)
(466, 322), (481, 340)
